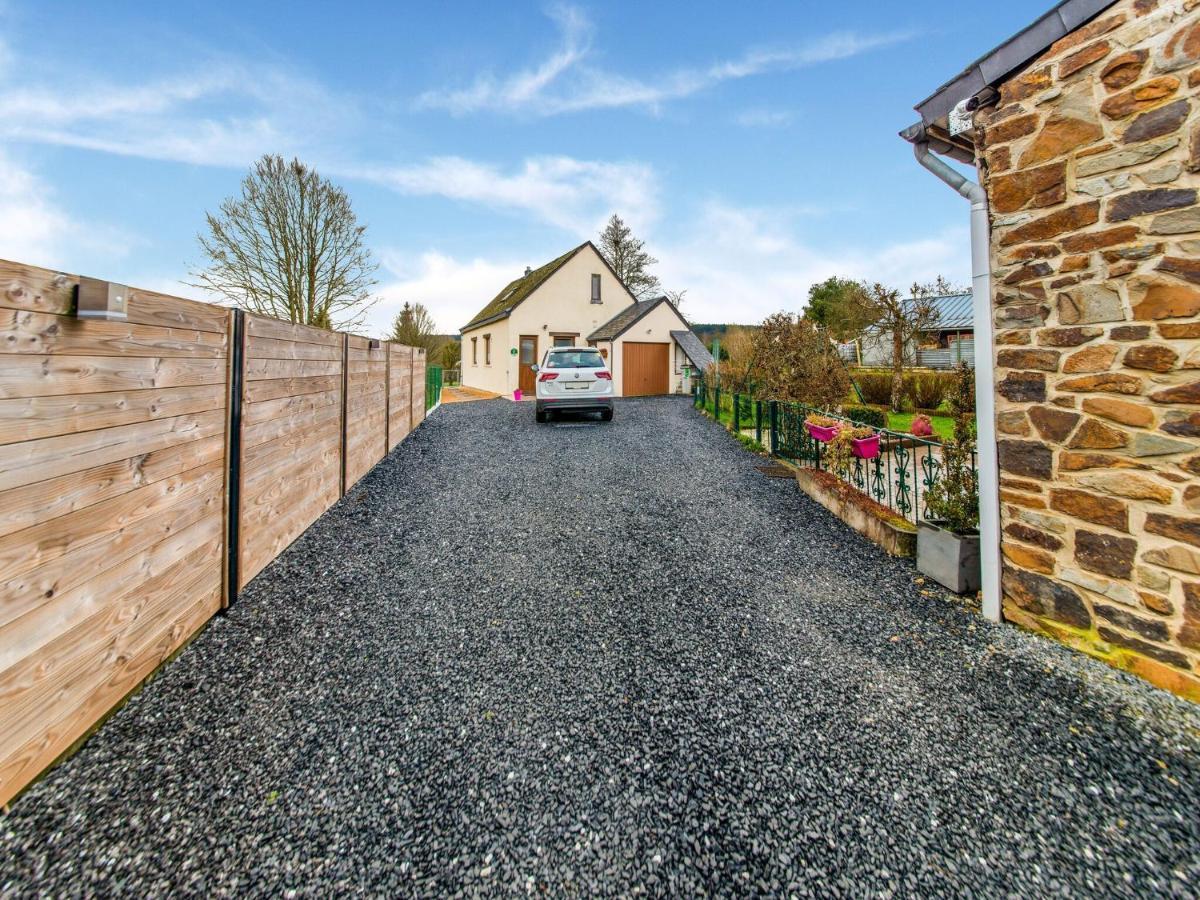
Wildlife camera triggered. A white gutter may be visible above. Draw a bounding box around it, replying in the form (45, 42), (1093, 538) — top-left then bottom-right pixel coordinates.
(909, 133), (1002, 623)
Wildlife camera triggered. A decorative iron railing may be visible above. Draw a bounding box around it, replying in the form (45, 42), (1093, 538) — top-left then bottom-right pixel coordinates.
(691, 376), (976, 526)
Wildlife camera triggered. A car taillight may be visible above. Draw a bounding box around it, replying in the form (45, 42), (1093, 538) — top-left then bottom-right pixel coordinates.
(539, 372), (558, 382)
(596, 371), (612, 380)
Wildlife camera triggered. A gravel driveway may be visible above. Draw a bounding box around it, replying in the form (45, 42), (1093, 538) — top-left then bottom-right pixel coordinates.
(4, 397), (1200, 896)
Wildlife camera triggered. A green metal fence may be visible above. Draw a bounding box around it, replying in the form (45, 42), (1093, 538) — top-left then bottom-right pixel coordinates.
(426, 365), (443, 410)
(692, 375), (973, 525)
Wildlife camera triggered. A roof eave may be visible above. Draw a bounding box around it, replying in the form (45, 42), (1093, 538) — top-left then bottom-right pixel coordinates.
(460, 309), (512, 333)
(911, 0), (1118, 146)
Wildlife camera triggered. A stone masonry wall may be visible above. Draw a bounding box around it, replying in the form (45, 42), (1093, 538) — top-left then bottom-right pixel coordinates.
(975, 0), (1200, 699)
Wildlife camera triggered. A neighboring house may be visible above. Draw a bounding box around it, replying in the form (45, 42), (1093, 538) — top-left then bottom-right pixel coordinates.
(460, 241), (713, 398)
(838, 293), (976, 369)
(903, 0), (1200, 699)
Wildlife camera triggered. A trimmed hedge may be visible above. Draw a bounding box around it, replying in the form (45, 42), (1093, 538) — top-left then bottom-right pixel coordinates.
(843, 405), (887, 429)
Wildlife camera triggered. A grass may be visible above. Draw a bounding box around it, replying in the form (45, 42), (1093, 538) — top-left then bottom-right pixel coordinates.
(886, 411), (955, 442)
(698, 394), (960, 443)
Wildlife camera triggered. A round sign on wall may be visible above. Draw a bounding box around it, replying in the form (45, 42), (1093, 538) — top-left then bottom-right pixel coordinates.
(510, 347), (518, 355)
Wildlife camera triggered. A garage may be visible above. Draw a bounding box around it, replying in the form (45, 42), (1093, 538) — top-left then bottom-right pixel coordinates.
(622, 341), (670, 396)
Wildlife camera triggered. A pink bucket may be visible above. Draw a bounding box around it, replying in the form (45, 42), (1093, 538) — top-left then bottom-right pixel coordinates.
(513, 389), (523, 401)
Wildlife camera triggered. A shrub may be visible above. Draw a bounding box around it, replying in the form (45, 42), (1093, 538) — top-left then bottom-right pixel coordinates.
(843, 405), (886, 429)
(852, 371), (893, 406)
(925, 364), (978, 533)
(910, 414), (934, 437)
(751, 313), (849, 409)
(906, 371), (953, 411)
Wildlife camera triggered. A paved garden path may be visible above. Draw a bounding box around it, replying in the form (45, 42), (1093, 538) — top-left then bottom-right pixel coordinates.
(4, 398), (1200, 895)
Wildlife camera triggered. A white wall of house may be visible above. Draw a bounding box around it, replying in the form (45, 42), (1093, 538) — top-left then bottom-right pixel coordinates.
(460, 319), (510, 395)
(462, 244), (636, 396)
(611, 301), (690, 396)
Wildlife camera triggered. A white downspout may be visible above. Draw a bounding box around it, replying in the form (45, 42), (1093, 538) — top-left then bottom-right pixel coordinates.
(912, 139), (1002, 623)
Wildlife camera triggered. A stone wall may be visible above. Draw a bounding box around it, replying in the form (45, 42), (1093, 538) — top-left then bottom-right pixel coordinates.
(975, 0), (1200, 699)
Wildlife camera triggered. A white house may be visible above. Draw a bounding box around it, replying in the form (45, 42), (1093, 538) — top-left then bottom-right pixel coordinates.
(460, 241), (713, 398)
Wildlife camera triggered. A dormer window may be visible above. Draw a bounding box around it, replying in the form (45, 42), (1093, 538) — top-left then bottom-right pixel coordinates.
(591, 274), (602, 304)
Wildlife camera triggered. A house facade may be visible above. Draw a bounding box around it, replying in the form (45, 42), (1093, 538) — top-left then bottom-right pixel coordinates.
(460, 242), (714, 398)
(906, 0), (1200, 699)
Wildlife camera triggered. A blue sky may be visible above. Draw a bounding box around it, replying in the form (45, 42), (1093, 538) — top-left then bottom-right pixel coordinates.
(1, 0), (1052, 334)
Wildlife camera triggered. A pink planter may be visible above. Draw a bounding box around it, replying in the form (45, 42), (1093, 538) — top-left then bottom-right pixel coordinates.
(852, 433), (881, 459)
(513, 389), (523, 401)
(806, 423), (839, 442)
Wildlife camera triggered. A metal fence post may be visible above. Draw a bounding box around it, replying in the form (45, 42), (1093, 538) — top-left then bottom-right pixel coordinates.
(733, 393), (740, 433)
(755, 399), (763, 445)
(714, 385), (720, 420)
(769, 400), (778, 456)
(223, 309), (245, 609)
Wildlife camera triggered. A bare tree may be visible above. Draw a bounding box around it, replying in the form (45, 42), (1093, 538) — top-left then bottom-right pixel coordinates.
(855, 282), (939, 412)
(191, 154), (377, 329)
(712, 324), (757, 394)
(665, 288), (687, 308)
(597, 214), (661, 299)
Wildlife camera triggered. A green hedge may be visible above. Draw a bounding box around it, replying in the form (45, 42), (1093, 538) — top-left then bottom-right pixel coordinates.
(843, 405), (887, 429)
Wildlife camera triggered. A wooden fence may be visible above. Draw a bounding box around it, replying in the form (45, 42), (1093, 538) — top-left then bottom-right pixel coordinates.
(0, 260), (430, 806)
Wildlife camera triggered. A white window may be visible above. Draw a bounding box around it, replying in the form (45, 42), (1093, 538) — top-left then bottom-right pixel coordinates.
(591, 274), (602, 304)
(471, 337), (478, 365)
(484, 334), (491, 365)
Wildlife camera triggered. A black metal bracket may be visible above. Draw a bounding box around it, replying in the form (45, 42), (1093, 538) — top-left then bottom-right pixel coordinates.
(224, 309), (245, 609)
(340, 333), (349, 496)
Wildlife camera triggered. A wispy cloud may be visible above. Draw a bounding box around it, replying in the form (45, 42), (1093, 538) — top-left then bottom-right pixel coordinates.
(354, 154), (658, 235)
(0, 59), (355, 168)
(417, 6), (912, 116)
(0, 35), (656, 236)
(734, 108), (794, 128)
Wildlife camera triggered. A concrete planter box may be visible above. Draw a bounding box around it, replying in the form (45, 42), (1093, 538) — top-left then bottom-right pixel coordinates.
(917, 522), (980, 594)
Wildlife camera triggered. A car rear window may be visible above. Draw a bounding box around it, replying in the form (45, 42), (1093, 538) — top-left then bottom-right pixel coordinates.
(547, 350), (605, 369)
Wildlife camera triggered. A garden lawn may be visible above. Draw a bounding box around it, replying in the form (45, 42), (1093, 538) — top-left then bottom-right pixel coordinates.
(887, 411), (955, 441)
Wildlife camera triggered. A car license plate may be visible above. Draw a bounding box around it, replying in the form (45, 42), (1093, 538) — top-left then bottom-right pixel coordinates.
(565, 382), (588, 390)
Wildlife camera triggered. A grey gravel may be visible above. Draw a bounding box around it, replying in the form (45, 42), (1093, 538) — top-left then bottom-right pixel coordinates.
(3, 397), (1200, 897)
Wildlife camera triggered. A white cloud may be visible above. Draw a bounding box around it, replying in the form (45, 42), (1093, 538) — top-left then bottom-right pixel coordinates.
(418, 6), (912, 116)
(355, 154), (658, 235)
(0, 60), (353, 168)
(371, 251), (531, 335)
(369, 202), (969, 339)
(0, 150), (133, 268)
(654, 202), (970, 325)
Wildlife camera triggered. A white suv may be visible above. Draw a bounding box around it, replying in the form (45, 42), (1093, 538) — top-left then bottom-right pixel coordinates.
(533, 347), (614, 423)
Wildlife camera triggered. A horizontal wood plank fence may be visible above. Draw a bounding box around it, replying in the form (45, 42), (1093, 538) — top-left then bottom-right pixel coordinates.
(0, 259), (430, 806)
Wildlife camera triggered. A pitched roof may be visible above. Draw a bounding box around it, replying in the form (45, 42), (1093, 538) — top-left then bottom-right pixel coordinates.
(461, 243), (587, 332)
(671, 330), (715, 371)
(587, 298), (663, 341)
(909, 293), (973, 331)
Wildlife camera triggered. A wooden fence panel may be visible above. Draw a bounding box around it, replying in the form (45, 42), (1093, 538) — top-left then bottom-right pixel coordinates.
(0, 260), (229, 807)
(237, 314), (343, 589)
(411, 348), (426, 430)
(0, 260), (438, 806)
(344, 337), (387, 490)
(388, 344), (414, 450)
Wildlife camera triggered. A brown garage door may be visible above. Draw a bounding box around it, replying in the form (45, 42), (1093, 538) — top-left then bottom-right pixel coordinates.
(623, 342), (670, 396)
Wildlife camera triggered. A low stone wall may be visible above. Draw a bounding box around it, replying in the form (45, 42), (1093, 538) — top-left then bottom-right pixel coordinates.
(975, 0), (1200, 698)
(793, 467), (917, 558)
